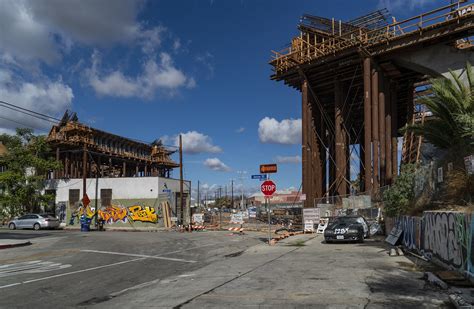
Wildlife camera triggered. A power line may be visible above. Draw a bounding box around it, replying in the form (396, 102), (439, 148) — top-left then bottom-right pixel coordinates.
(0, 100), (61, 122)
(0, 115), (46, 132)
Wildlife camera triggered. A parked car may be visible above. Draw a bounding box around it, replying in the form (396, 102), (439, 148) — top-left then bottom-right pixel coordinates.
(8, 214), (60, 230)
(324, 216), (369, 243)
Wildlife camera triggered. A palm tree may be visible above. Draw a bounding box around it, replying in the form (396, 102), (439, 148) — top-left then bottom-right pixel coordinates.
(405, 62), (474, 153)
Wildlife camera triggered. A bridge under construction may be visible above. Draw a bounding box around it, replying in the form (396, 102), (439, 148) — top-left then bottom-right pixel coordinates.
(270, 2), (474, 207)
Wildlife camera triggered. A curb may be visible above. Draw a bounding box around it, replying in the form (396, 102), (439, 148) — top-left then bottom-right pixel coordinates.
(0, 241), (32, 250)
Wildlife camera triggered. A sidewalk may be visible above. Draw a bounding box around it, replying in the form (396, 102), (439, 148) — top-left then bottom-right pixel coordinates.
(95, 234), (449, 308)
(0, 239), (32, 250)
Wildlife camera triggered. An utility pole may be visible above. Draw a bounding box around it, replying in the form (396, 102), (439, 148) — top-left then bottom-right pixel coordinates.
(231, 180), (234, 209)
(237, 171), (246, 210)
(82, 144), (87, 200)
(197, 180), (200, 208)
(179, 135), (184, 226)
(94, 158), (99, 228)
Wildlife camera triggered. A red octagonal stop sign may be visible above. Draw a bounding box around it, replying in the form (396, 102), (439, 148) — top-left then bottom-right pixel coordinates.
(261, 180), (276, 196)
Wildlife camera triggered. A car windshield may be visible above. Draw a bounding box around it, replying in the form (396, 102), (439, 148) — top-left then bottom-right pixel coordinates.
(331, 217), (359, 225)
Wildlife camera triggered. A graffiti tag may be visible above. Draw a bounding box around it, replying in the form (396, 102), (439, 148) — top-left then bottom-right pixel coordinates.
(98, 205), (128, 224)
(423, 212), (465, 270)
(128, 205), (157, 223)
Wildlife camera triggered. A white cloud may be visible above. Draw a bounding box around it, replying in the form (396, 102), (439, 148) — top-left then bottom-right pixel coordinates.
(275, 155), (301, 164)
(236, 127), (245, 133)
(161, 131), (222, 154)
(378, 0), (436, 12)
(204, 158), (231, 172)
(0, 69), (73, 132)
(87, 52), (194, 98)
(0, 0), (153, 65)
(195, 52), (215, 79)
(258, 117), (301, 145)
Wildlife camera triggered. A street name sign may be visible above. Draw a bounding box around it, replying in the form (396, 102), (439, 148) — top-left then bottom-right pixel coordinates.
(261, 180), (276, 197)
(251, 174), (268, 180)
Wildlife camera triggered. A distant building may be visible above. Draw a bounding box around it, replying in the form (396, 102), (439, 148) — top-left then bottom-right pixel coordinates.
(247, 190), (303, 208)
(44, 111), (190, 227)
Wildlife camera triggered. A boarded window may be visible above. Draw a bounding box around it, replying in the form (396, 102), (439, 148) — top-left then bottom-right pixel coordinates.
(101, 189), (112, 207)
(69, 189), (80, 205)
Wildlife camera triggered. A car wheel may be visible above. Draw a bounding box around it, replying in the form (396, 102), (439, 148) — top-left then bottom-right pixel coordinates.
(8, 223), (16, 230)
(358, 233), (365, 243)
(33, 223), (41, 231)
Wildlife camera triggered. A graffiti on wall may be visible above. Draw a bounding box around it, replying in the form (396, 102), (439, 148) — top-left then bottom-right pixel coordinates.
(423, 212), (468, 271)
(98, 205), (128, 223)
(56, 202), (67, 224)
(396, 211), (474, 277)
(128, 205), (157, 223)
(400, 216), (422, 251)
(69, 203), (95, 225)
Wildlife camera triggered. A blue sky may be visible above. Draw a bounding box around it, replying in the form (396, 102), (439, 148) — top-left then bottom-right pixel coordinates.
(0, 0), (446, 195)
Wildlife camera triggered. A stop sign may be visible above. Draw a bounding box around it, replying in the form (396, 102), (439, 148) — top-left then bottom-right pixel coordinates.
(261, 180), (276, 196)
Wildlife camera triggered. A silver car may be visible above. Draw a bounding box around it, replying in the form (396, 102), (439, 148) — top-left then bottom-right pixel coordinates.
(8, 214), (60, 230)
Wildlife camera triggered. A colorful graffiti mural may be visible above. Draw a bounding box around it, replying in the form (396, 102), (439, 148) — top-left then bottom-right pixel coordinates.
(394, 211), (474, 278)
(98, 205), (128, 223)
(128, 205), (157, 223)
(69, 203), (95, 225)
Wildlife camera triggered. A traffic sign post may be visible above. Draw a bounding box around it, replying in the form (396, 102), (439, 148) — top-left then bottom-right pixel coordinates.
(261, 180), (276, 244)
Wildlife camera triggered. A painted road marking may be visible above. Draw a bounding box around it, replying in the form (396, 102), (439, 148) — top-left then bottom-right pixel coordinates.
(0, 257), (145, 289)
(81, 250), (197, 263)
(0, 260), (72, 278)
(0, 242), (219, 289)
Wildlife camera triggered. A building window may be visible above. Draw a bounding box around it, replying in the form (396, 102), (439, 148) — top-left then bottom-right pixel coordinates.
(69, 189), (80, 205)
(101, 189), (112, 207)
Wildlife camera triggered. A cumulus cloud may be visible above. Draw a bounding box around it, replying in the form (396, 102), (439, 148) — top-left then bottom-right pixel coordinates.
(0, 0), (169, 65)
(258, 117), (301, 145)
(0, 69), (73, 132)
(235, 127), (245, 133)
(204, 158), (231, 172)
(275, 155), (302, 164)
(378, 0), (436, 12)
(161, 131), (222, 154)
(87, 52), (194, 98)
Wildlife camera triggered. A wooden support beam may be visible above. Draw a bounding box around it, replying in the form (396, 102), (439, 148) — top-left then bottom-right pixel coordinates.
(363, 58), (372, 193)
(302, 80), (312, 207)
(379, 74), (386, 186)
(391, 82), (399, 179)
(386, 80), (393, 184)
(335, 79), (348, 196)
(55, 147), (60, 179)
(123, 161), (126, 177)
(65, 152), (70, 178)
(371, 65), (380, 193)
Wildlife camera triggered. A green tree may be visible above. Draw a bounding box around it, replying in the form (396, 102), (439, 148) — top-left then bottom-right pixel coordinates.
(383, 164), (416, 217)
(0, 128), (60, 218)
(405, 63), (474, 153)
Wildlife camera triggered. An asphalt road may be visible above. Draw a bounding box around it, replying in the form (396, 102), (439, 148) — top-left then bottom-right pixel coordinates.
(0, 229), (262, 308)
(0, 229), (452, 308)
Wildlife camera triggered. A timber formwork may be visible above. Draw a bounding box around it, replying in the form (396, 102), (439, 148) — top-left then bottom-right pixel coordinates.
(47, 112), (179, 179)
(270, 2), (474, 207)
